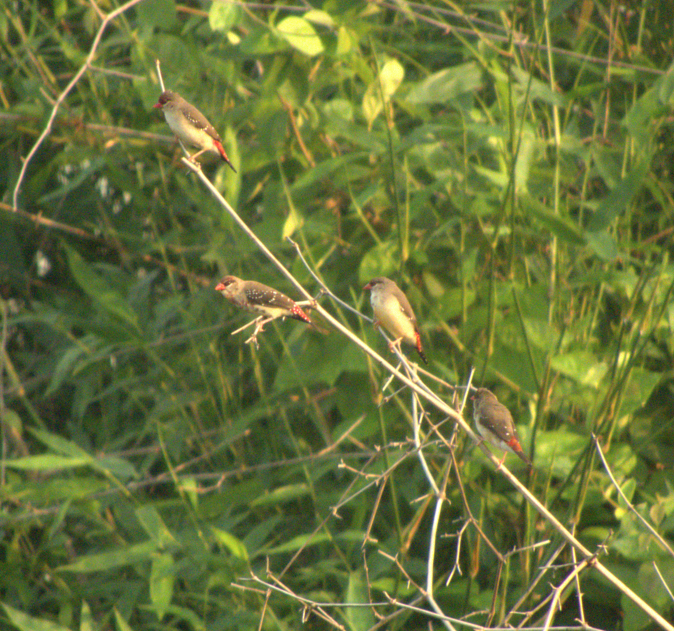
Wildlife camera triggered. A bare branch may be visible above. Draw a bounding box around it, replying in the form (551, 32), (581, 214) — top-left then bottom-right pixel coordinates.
(593, 433), (674, 558)
(12, 0), (146, 209)
(187, 151), (674, 631)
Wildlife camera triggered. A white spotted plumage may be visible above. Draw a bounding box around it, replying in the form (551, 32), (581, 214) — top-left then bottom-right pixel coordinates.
(215, 276), (312, 324)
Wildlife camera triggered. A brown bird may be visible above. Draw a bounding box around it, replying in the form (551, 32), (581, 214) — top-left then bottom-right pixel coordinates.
(215, 275), (312, 325)
(363, 277), (427, 364)
(154, 90), (236, 172)
(472, 388), (531, 467)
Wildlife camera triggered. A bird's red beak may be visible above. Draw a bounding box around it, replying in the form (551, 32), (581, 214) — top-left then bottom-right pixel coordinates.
(153, 102), (162, 109)
(363, 282), (372, 291)
(215, 282), (225, 291)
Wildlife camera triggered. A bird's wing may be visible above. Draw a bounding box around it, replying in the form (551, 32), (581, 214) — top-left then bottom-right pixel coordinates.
(244, 282), (295, 309)
(392, 286), (418, 327)
(480, 403), (519, 443)
(182, 104), (222, 141)
(479, 404), (517, 443)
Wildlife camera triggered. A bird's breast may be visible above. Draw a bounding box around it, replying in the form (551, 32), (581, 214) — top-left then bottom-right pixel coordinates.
(371, 292), (416, 343)
(163, 109), (215, 151)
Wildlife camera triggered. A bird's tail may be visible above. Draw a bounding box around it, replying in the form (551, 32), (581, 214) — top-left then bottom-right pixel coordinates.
(213, 139), (237, 173)
(290, 305), (313, 325)
(507, 438), (532, 467)
(414, 332), (428, 364)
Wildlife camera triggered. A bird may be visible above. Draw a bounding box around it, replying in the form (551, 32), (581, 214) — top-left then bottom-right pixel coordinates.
(215, 275), (313, 325)
(472, 388), (532, 467)
(153, 90), (236, 172)
(363, 277), (427, 364)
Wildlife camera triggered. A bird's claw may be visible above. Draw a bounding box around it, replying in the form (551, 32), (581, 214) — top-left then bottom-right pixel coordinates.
(387, 337), (404, 354)
(244, 332), (261, 349)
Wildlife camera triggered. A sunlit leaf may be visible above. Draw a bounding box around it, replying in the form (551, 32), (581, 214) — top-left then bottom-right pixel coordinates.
(209, 2), (241, 33)
(150, 553), (175, 621)
(276, 16), (324, 56)
(211, 527), (249, 561)
(2, 604), (70, 631)
(363, 58), (404, 128)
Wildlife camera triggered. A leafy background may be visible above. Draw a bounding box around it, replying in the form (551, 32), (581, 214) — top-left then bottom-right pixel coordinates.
(2, 1), (674, 630)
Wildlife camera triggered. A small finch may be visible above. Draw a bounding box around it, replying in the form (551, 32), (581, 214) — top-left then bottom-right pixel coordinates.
(472, 388), (532, 467)
(154, 90), (236, 172)
(215, 275), (312, 324)
(363, 277), (427, 364)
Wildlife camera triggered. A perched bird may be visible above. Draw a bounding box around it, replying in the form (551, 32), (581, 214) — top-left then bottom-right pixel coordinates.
(215, 275), (313, 325)
(472, 388), (532, 467)
(154, 90), (236, 172)
(363, 277), (427, 364)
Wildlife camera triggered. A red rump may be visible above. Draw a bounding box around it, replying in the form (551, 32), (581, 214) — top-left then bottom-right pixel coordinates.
(291, 305), (312, 324)
(414, 331), (428, 364)
(507, 437), (524, 452)
(213, 138), (236, 167)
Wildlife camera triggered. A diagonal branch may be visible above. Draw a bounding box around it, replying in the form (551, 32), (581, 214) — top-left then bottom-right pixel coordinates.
(185, 158), (674, 631)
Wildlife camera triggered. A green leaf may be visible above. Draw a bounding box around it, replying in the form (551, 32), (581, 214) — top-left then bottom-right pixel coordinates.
(359, 241), (400, 282)
(208, 1), (241, 33)
(304, 9), (334, 27)
(137, 0), (177, 32)
(2, 603), (70, 631)
(346, 569), (375, 631)
(512, 66), (569, 107)
(150, 553), (175, 621)
(113, 609), (134, 631)
(80, 601), (94, 631)
(587, 159), (650, 232)
(363, 58), (404, 128)
(282, 206), (304, 238)
(336, 26), (352, 55)
(585, 230), (619, 261)
(211, 527), (249, 561)
(30, 427), (91, 457)
(276, 17), (324, 56)
(136, 505), (175, 547)
(5, 454), (91, 470)
(407, 62), (483, 104)
(59, 541), (159, 572)
(46, 344), (87, 395)
(619, 367), (661, 416)
(64, 245), (140, 331)
(536, 430), (588, 478)
(550, 352), (608, 387)
(523, 196), (585, 245)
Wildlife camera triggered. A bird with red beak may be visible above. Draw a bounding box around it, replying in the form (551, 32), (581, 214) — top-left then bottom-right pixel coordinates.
(154, 90), (236, 172)
(363, 277), (427, 364)
(215, 276), (312, 325)
(472, 388), (532, 467)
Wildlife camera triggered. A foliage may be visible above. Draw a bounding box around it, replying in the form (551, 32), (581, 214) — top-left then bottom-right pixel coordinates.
(2, 1), (674, 630)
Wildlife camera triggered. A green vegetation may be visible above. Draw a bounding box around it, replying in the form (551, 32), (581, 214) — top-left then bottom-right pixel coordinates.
(2, 1), (674, 630)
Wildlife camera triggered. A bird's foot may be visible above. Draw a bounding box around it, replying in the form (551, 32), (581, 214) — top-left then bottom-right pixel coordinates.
(238, 316), (274, 347)
(244, 331), (260, 349)
(387, 337), (404, 354)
